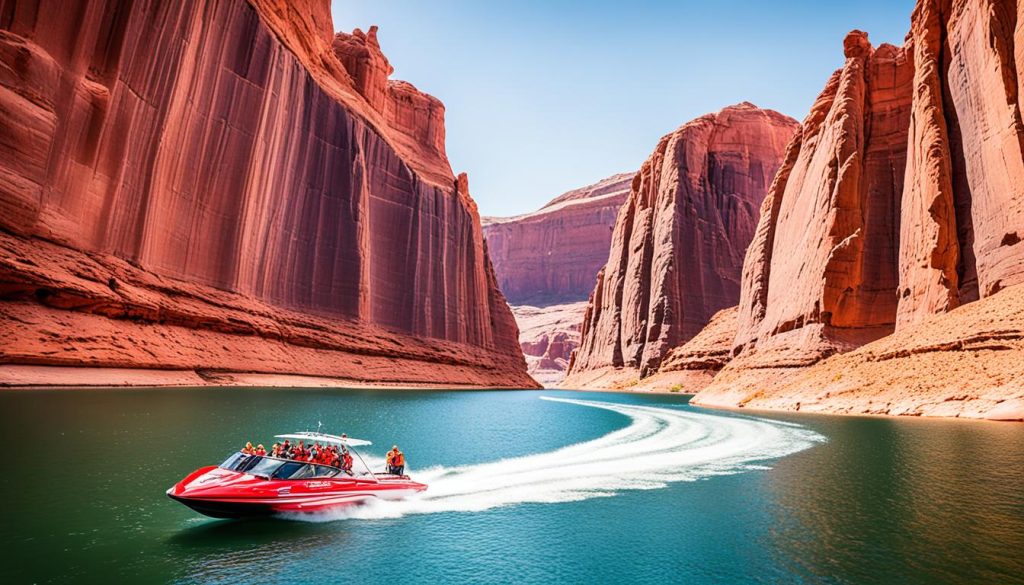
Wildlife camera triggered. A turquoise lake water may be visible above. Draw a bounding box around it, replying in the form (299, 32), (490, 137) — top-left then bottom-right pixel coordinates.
(0, 388), (1022, 584)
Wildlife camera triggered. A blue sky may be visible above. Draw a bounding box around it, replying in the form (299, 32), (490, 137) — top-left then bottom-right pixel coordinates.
(331, 1), (916, 217)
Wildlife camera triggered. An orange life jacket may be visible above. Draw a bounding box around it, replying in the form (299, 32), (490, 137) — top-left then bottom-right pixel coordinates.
(394, 452), (405, 466)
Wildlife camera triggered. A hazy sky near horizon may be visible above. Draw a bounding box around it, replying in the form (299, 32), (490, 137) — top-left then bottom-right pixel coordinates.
(332, 1), (915, 217)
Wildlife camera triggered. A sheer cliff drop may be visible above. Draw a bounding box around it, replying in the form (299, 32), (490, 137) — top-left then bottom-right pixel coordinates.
(0, 0), (535, 388)
(694, 3), (1024, 419)
(482, 173), (634, 385)
(562, 104), (799, 388)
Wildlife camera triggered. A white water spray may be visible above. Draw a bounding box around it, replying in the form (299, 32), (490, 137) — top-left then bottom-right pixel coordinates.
(289, 397), (825, 522)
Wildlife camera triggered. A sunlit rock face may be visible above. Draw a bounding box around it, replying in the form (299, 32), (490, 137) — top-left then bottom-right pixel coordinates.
(510, 302), (589, 387)
(0, 0), (535, 388)
(695, 2), (1024, 419)
(563, 103), (799, 384)
(483, 173), (634, 306)
(726, 31), (915, 373)
(482, 173), (633, 385)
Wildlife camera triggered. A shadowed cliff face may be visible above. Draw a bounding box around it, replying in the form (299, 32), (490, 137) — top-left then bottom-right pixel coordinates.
(693, 0), (1024, 419)
(0, 0), (534, 387)
(564, 103), (800, 383)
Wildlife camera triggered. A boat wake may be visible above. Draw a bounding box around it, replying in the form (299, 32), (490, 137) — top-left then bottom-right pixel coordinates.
(286, 396), (825, 522)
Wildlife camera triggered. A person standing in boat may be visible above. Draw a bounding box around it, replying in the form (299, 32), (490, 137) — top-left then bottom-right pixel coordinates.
(386, 446), (396, 474)
(392, 446), (405, 476)
(341, 448), (353, 474)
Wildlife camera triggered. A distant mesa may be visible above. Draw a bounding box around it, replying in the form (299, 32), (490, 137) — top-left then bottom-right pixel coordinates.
(483, 173), (634, 385)
(482, 172), (635, 307)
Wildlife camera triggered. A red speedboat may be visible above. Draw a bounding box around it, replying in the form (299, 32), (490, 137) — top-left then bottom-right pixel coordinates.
(167, 432), (426, 518)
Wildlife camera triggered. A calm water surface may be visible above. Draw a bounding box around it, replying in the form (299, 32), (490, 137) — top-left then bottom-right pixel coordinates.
(0, 388), (1022, 584)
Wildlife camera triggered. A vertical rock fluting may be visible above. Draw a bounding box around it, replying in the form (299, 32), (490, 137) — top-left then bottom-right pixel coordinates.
(0, 0), (536, 388)
(730, 32), (914, 365)
(899, 0), (1024, 315)
(563, 104), (799, 385)
(694, 1), (1024, 419)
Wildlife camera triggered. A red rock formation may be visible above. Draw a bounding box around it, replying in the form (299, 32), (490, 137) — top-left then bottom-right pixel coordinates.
(695, 2), (1024, 418)
(732, 32), (913, 366)
(563, 103), (799, 385)
(482, 173), (633, 305)
(658, 306), (737, 377)
(0, 0), (536, 388)
(559, 306), (739, 394)
(510, 301), (588, 386)
(483, 173), (632, 386)
(697, 285), (1024, 421)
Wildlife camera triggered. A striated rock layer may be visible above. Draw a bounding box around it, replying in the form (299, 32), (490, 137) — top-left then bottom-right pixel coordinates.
(695, 2), (1024, 419)
(510, 302), (588, 387)
(483, 173), (633, 305)
(563, 103), (799, 386)
(483, 172), (633, 385)
(696, 285), (1024, 421)
(0, 0), (536, 388)
(564, 306), (738, 394)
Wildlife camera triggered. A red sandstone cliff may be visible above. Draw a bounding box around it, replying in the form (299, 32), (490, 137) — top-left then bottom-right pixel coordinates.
(482, 173), (632, 385)
(562, 104), (799, 388)
(693, 1), (1024, 420)
(509, 302), (589, 387)
(482, 173), (633, 305)
(0, 0), (536, 388)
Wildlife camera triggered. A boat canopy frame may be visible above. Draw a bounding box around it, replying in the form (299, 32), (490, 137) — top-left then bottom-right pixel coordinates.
(273, 431), (379, 482)
(274, 432), (372, 447)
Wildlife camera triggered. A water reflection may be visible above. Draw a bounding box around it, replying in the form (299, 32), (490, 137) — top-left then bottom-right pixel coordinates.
(766, 416), (1024, 584)
(1, 388), (1022, 585)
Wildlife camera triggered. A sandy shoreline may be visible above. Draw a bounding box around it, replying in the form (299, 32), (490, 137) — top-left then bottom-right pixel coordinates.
(5, 364), (1019, 424)
(0, 365), (528, 391)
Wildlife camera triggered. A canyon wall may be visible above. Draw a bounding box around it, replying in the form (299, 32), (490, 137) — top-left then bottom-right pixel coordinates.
(563, 103), (799, 387)
(693, 1), (1024, 420)
(0, 0), (536, 388)
(482, 173), (632, 385)
(509, 301), (589, 387)
(483, 172), (633, 306)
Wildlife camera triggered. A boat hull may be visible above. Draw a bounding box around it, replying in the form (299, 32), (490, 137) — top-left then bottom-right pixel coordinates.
(167, 466), (426, 519)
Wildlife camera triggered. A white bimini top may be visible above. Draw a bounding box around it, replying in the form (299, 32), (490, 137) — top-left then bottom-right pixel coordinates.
(274, 432), (372, 447)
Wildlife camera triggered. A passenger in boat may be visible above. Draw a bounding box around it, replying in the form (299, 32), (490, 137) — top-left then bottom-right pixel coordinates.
(280, 440), (291, 458)
(393, 447), (405, 476)
(242, 442), (255, 455)
(293, 441), (306, 461)
(385, 447), (396, 474)
(341, 449), (353, 474)
(271, 443), (282, 458)
(255, 444), (267, 456)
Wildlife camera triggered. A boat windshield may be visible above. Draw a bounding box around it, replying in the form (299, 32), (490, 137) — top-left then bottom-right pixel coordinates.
(219, 452), (250, 471)
(246, 457), (285, 479)
(218, 449), (374, 480)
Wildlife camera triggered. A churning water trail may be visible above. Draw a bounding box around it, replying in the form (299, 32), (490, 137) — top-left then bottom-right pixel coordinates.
(291, 397), (825, 522)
